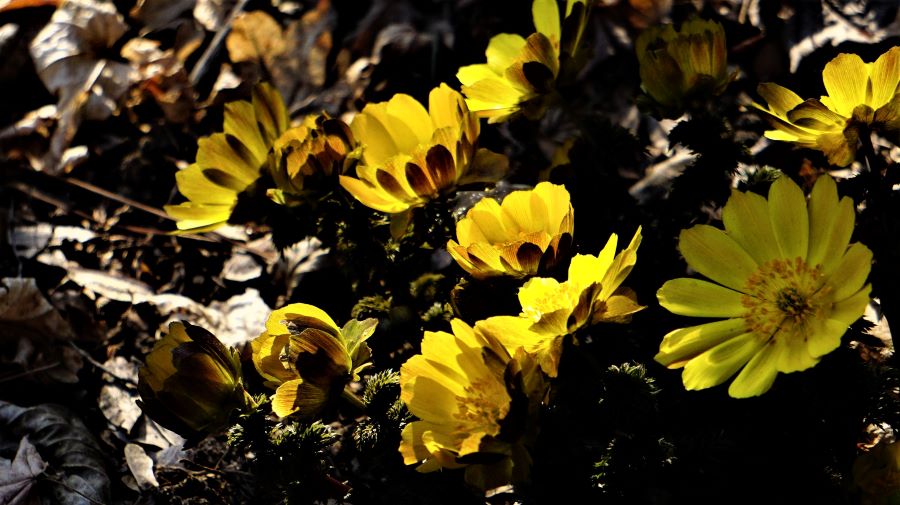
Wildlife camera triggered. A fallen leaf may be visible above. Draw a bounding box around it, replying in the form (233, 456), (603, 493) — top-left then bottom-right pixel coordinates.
(0, 436), (47, 505)
(0, 402), (110, 505)
(29, 0), (138, 172)
(129, 0), (195, 32)
(124, 443), (159, 489)
(193, 0), (234, 31)
(0, 278), (81, 383)
(226, 11), (286, 65)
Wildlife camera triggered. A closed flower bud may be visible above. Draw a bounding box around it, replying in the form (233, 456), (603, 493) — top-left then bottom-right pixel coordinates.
(138, 322), (251, 439)
(267, 114), (359, 206)
(636, 17), (732, 118)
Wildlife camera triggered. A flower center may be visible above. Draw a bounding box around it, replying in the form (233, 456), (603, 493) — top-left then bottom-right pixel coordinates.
(454, 378), (509, 437)
(741, 257), (832, 339)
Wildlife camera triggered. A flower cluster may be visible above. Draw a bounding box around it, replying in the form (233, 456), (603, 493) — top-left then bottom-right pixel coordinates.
(139, 4), (892, 500)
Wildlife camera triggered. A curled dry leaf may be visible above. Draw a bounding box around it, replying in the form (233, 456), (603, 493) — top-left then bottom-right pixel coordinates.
(0, 402), (110, 505)
(0, 278), (81, 383)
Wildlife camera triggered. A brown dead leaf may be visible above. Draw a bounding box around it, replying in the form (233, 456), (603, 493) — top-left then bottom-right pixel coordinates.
(0, 436), (47, 505)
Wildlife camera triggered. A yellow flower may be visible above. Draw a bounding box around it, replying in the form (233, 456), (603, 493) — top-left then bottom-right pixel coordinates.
(165, 83), (289, 232)
(447, 182), (574, 279)
(655, 175), (872, 398)
(853, 439), (900, 505)
(752, 46), (900, 167)
(339, 84), (508, 216)
(138, 322), (251, 438)
(251, 303), (376, 418)
(267, 113), (358, 206)
(399, 319), (544, 490)
(483, 227), (643, 376)
(457, 0), (589, 123)
(636, 17), (732, 117)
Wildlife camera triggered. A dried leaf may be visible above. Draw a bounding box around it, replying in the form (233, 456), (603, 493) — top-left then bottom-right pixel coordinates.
(28, 0), (138, 172)
(129, 0), (194, 31)
(226, 11), (286, 64)
(193, 0), (234, 31)
(0, 402), (110, 505)
(0, 436), (47, 505)
(0, 278), (81, 383)
(124, 443), (159, 489)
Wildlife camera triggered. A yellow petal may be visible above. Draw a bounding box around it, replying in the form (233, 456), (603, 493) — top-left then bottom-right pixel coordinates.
(806, 318), (850, 358)
(655, 318), (747, 368)
(681, 332), (764, 391)
(727, 341), (780, 398)
(822, 53), (868, 116)
(485, 33), (528, 72)
(722, 189), (780, 264)
(657, 278), (746, 318)
(272, 378), (329, 418)
(756, 82), (805, 117)
(774, 327), (819, 374)
(870, 47), (900, 107)
(826, 242), (873, 301)
(678, 225), (758, 292)
(767, 175), (809, 261)
(339, 175), (410, 213)
(806, 175), (853, 271)
(532, 0), (561, 44)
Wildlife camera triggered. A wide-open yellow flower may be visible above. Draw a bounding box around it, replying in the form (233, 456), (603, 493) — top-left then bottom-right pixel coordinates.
(400, 319), (544, 490)
(267, 113), (358, 206)
(165, 83), (288, 232)
(483, 227), (643, 376)
(753, 46), (900, 167)
(138, 322), (251, 439)
(251, 303), (376, 418)
(636, 17), (732, 117)
(339, 84), (508, 216)
(656, 175), (872, 398)
(447, 182), (574, 278)
(456, 0), (589, 123)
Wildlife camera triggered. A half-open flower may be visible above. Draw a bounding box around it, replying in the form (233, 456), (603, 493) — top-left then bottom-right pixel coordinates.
(339, 84), (508, 216)
(655, 175), (872, 397)
(447, 182), (574, 279)
(251, 303), (376, 418)
(482, 227), (643, 376)
(267, 113), (358, 206)
(752, 46), (900, 167)
(164, 83), (289, 232)
(636, 17), (733, 118)
(457, 0), (589, 123)
(399, 319), (545, 490)
(138, 322), (251, 439)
